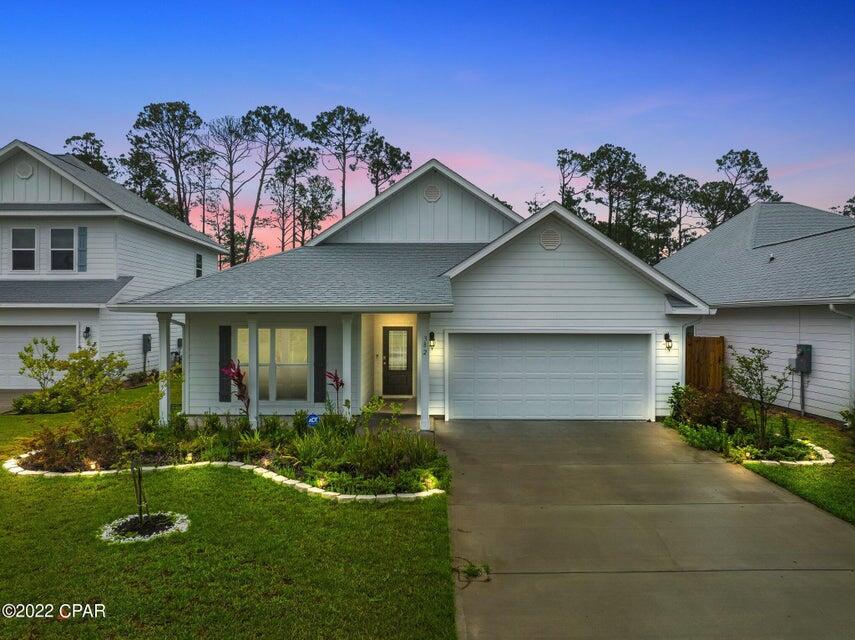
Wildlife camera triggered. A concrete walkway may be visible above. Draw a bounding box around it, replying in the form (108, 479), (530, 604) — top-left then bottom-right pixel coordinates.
(437, 420), (855, 639)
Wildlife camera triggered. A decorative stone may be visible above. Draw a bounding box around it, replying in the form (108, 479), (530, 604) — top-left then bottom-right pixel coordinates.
(240, 464), (256, 471)
(376, 494), (396, 502)
(320, 491), (340, 499)
(79, 470), (99, 476)
(253, 467), (268, 475)
(19, 469), (43, 476)
(227, 461), (244, 467)
(395, 493), (418, 502)
(3, 459), (16, 470)
(293, 482), (311, 493)
(43, 472), (62, 478)
(141, 466), (157, 472)
(209, 461), (227, 467)
(306, 486), (325, 495)
(9, 466), (23, 474)
(336, 494), (356, 503)
(99, 469), (119, 475)
(355, 494), (377, 502)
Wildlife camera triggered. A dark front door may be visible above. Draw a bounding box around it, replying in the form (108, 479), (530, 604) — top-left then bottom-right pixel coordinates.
(382, 326), (413, 395)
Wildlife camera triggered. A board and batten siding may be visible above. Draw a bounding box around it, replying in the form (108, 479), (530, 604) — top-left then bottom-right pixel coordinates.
(327, 170), (515, 243)
(693, 306), (853, 420)
(0, 216), (116, 277)
(0, 150), (101, 204)
(184, 312), (369, 416)
(428, 217), (686, 418)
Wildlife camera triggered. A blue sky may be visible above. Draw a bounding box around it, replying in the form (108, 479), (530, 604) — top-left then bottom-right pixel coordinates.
(2, 0), (853, 224)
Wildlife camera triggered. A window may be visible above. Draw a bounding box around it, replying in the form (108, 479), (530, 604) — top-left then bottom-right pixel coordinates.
(11, 228), (36, 271)
(195, 253), (203, 278)
(50, 228), (75, 271)
(235, 327), (309, 401)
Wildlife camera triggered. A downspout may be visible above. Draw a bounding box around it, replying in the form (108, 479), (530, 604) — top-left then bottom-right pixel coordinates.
(828, 304), (855, 406)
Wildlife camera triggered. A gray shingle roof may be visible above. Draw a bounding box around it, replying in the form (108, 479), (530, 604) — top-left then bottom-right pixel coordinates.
(14, 141), (221, 251)
(119, 244), (486, 308)
(0, 277), (132, 304)
(656, 203), (855, 306)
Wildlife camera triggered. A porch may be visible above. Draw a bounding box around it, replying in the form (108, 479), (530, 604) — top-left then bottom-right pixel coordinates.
(154, 310), (432, 430)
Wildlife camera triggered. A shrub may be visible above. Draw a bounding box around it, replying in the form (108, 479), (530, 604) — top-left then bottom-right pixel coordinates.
(12, 388), (74, 414)
(17, 337), (62, 391)
(667, 383), (688, 421)
(22, 427), (82, 471)
(676, 422), (731, 454)
(124, 370), (155, 387)
(59, 345), (128, 435)
(681, 388), (745, 434)
(291, 410), (310, 435)
(841, 406), (854, 431)
(726, 346), (791, 449)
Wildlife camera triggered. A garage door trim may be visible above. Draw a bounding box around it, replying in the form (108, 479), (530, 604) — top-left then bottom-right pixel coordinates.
(442, 328), (656, 421)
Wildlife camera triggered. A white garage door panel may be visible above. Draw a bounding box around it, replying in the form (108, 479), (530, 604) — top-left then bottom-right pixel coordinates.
(449, 334), (649, 420)
(0, 326), (77, 389)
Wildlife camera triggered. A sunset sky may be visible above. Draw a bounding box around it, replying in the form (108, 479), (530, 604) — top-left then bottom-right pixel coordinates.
(2, 1), (853, 254)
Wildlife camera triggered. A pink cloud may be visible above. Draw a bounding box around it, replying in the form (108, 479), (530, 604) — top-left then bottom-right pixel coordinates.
(771, 152), (855, 179)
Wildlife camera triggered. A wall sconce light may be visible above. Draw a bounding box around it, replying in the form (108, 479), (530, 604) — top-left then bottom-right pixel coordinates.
(82, 326), (92, 341)
(429, 331), (436, 349)
(664, 332), (673, 351)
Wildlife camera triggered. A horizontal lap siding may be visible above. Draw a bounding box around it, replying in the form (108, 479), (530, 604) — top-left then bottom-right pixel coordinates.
(694, 306), (852, 419)
(185, 312), (347, 416)
(330, 171), (514, 243)
(429, 218), (684, 417)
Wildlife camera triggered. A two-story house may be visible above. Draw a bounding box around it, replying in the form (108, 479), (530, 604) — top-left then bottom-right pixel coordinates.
(0, 139), (224, 390)
(117, 159), (711, 426)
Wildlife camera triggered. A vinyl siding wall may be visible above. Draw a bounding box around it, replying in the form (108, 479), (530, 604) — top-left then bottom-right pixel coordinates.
(328, 170), (515, 243)
(428, 217), (686, 418)
(0, 150), (101, 204)
(693, 306), (854, 420)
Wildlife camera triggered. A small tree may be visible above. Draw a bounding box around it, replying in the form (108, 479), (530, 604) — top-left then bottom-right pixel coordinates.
(18, 337), (62, 391)
(59, 345), (128, 435)
(725, 347), (791, 449)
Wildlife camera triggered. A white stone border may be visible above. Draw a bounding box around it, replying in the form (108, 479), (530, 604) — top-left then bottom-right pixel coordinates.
(2, 453), (446, 503)
(101, 511), (189, 544)
(749, 440), (836, 466)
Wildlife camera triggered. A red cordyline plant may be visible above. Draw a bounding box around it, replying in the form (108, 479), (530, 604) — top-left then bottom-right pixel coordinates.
(221, 359), (250, 416)
(325, 369), (344, 413)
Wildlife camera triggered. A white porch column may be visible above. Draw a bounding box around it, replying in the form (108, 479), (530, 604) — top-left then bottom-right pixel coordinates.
(181, 320), (189, 414)
(157, 312), (171, 424)
(341, 314), (353, 415)
(247, 314), (259, 428)
(417, 313), (431, 430)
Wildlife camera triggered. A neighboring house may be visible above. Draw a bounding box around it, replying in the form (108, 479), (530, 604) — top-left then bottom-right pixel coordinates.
(657, 202), (855, 420)
(118, 159), (710, 428)
(0, 139), (224, 390)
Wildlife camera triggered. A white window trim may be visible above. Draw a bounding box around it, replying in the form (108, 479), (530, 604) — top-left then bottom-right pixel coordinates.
(49, 226), (77, 273)
(195, 253), (203, 278)
(233, 324), (313, 404)
(10, 226), (38, 273)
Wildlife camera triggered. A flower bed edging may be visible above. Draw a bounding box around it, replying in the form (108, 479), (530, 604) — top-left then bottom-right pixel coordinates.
(100, 512), (189, 544)
(2, 454), (446, 503)
(748, 440), (835, 467)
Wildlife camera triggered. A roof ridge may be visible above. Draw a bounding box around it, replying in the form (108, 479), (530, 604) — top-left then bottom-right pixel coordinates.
(753, 222), (855, 249)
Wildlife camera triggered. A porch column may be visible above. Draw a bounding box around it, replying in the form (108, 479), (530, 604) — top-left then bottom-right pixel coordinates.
(417, 313), (431, 430)
(341, 314), (353, 415)
(247, 314), (259, 428)
(157, 312), (171, 424)
(181, 320), (189, 414)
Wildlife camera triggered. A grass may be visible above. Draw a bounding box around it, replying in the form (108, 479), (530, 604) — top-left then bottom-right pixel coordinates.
(744, 412), (855, 526)
(0, 387), (456, 640)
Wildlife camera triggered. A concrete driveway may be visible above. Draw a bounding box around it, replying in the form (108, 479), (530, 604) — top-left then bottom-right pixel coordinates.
(437, 420), (855, 639)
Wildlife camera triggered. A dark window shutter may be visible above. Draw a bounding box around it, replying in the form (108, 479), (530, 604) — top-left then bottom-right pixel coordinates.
(77, 227), (88, 272)
(219, 326), (232, 402)
(313, 326), (327, 403)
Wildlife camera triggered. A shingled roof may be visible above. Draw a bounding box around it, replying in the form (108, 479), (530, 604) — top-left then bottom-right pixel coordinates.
(656, 202), (855, 306)
(0, 277), (133, 305)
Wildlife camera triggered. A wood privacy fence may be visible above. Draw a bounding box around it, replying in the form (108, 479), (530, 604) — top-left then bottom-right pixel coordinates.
(685, 336), (725, 391)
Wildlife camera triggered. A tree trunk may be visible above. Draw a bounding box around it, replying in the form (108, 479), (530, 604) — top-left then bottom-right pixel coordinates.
(341, 165), (347, 218)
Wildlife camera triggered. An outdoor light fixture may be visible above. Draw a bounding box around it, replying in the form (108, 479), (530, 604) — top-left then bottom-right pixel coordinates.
(82, 326), (92, 341)
(429, 331), (436, 349)
(664, 332), (673, 351)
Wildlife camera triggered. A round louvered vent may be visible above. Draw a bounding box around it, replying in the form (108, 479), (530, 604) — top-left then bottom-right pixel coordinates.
(540, 228), (561, 250)
(423, 184), (441, 202)
(16, 161), (34, 180)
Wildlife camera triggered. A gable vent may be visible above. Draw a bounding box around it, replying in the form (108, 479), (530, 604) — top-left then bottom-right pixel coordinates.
(540, 227), (561, 250)
(16, 162), (34, 180)
(423, 184), (442, 202)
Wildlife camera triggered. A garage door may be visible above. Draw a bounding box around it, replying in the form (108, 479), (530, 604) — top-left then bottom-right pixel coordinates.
(0, 326), (77, 389)
(449, 333), (649, 420)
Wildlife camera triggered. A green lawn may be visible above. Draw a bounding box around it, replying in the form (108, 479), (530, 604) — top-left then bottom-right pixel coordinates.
(745, 412), (855, 526)
(0, 388), (456, 640)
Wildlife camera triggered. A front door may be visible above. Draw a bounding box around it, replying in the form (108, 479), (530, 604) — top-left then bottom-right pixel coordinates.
(382, 326), (413, 396)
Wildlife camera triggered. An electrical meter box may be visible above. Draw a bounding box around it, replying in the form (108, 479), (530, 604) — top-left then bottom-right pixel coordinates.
(795, 344), (812, 374)
(142, 333), (152, 355)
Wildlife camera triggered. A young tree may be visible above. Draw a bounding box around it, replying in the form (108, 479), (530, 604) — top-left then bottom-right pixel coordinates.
(204, 115), (255, 266)
(692, 180), (750, 229)
(726, 346), (791, 449)
(308, 106), (371, 218)
(64, 132), (117, 177)
(556, 148), (591, 219)
(241, 106), (306, 262)
(118, 135), (177, 214)
(584, 144), (646, 239)
(296, 175), (337, 244)
(129, 101), (203, 223)
(715, 149), (782, 206)
(360, 130), (412, 195)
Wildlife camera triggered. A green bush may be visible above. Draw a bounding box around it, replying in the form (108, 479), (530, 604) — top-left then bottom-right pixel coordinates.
(676, 422), (731, 454)
(680, 387), (745, 434)
(12, 388), (74, 414)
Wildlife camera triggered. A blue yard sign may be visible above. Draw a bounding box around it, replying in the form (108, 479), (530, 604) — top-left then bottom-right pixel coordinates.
(307, 413), (320, 427)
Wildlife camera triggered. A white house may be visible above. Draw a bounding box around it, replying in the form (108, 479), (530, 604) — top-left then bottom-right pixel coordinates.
(117, 159), (711, 427)
(657, 202), (855, 421)
(0, 139), (224, 389)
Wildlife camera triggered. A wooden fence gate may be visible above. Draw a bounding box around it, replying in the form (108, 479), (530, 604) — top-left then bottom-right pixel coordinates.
(685, 336), (725, 391)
